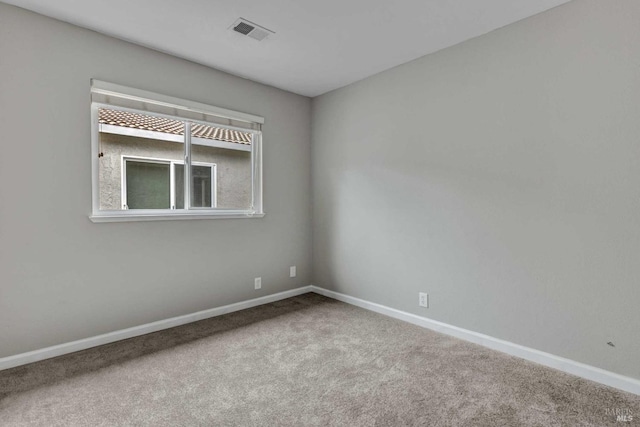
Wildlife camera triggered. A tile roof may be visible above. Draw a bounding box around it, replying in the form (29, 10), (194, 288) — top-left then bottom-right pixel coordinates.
(99, 108), (252, 145)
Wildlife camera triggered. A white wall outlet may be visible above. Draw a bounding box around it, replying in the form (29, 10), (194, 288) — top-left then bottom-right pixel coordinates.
(254, 277), (262, 290)
(419, 292), (429, 308)
(289, 266), (296, 278)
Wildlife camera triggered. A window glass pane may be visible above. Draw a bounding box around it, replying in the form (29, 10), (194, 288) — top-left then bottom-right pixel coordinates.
(190, 122), (252, 210)
(174, 164), (212, 208)
(95, 105), (261, 215)
(98, 108), (184, 210)
(174, 164), (185, 210)
(125, 161), (170, 209)
(192, 165), (213, 208)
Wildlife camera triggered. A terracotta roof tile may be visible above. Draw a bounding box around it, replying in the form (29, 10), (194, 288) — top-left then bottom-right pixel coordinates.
(99, 108), (252, 145)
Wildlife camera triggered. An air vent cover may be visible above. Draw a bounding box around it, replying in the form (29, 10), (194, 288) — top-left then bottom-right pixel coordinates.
(230, 18), (274, 41)
(233, 22), (254, 35)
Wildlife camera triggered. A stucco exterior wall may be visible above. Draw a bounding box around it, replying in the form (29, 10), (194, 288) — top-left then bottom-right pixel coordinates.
(99, 132), (251, 210)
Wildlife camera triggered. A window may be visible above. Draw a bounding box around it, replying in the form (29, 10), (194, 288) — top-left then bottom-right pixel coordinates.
(122, 157), (216, 210)
(90, 80), (263, 222)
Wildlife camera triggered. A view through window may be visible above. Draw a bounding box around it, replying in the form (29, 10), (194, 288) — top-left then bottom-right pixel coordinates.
(97, 107), (252, 212)
(90, 81), (264, 222)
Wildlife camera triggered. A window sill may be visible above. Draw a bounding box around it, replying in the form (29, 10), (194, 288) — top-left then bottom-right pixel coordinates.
(89, 211), (265, 223)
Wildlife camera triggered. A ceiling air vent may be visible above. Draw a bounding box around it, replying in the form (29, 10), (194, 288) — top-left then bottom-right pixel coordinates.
(230, 18), (274, 41)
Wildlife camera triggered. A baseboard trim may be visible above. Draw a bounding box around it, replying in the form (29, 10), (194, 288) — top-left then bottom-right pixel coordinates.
(310, 285), (640, 396)
(0, 286), (313, 371)
(4, 284), (638, 396)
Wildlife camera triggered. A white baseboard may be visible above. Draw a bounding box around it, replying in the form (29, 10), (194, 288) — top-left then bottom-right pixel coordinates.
(310, 285), (640, 396)
(3, 284), (638, 396)
(0, 286), (313, 371)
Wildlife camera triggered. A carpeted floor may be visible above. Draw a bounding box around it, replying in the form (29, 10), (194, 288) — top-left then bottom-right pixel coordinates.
(0, 293), (638, 426)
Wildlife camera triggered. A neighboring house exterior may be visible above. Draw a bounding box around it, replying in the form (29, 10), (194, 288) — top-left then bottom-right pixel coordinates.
(98, 108), (252, 210)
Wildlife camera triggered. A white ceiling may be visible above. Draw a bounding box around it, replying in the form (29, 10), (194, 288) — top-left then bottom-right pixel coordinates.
(3, 0), (571, 97)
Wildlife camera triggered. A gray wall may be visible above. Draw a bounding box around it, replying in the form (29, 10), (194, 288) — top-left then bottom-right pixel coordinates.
(0, 3), (311, 358)
(312, 0), (640, 380)
(2, 0), (639, 382)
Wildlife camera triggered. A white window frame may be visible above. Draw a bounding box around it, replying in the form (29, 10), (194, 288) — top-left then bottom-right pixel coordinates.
(89, 80), (264, 222)
(121, 156), (217, 210)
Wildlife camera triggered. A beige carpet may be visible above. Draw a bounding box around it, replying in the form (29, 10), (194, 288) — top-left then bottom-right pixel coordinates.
(0, 293), (638, 426)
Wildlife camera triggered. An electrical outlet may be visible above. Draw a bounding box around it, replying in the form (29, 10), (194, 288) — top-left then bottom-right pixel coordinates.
(254, 277), (262, 290)
(419, 292), (429, 308)
(289, 266), (296, 278)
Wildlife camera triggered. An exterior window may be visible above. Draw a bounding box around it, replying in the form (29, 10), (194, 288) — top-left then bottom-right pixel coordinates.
(122, 158), (216, 210)
(125, 159), (171, 209)
(90, 80), (263, 222)
(189, 165), (215, 208)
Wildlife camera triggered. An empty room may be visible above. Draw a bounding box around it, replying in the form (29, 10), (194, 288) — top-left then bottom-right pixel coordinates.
(0, 0), (639, 425)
